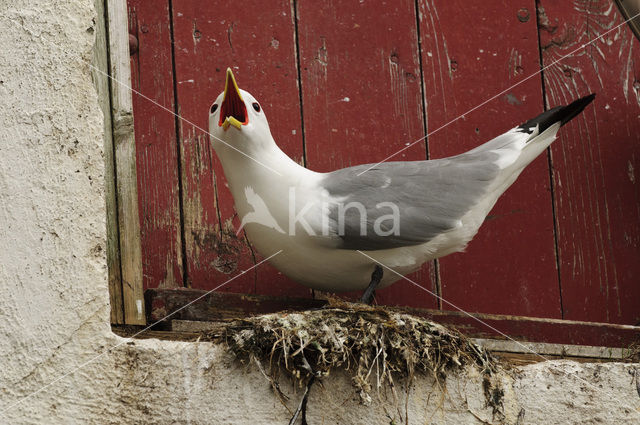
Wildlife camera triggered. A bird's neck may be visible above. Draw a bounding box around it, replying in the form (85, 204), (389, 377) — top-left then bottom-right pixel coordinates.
(217, 139), (320, 195)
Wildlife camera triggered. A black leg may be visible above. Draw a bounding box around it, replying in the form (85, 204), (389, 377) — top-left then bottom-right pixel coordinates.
(300, 376), (314, 425)
(289, 376), (315, 425)
(360, 265), (383, 304)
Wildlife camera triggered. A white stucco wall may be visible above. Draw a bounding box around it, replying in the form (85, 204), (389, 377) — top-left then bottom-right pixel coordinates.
(0, 1), (639, 424)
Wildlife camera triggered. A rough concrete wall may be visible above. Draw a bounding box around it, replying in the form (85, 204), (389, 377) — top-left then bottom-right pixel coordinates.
(0, 0), (113, 413)
(0, 1), (638, 424)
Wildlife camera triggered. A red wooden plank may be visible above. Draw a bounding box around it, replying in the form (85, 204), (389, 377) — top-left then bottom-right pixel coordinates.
(538, 0), (640, 324)
(417, 1), (561, 318)
(128, 1), (184, 289)
(171, 0), (310, 297)
(146, 288), (640, 348)
(296, 0), (438, 309)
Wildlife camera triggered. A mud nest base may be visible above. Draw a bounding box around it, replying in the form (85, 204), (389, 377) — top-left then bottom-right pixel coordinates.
(207, 303), (505, 413)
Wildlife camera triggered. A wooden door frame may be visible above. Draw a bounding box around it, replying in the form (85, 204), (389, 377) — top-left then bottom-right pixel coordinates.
(94, 0), (145, 325)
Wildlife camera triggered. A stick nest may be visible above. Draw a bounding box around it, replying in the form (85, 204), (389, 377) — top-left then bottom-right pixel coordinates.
(212, 304), (502, 406)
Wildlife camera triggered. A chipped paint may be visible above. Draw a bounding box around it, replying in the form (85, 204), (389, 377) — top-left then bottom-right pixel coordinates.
(192, 20), (201, 51)
(422, 0), (448, 117)
(136, 299), (143, 318)
(507, 48), (523, 78)
(227, 21), (235, 50)
(621, 39), (634, 103)
(309, 36), (329, 97)
(387, 51), (412, 136)
(504, 93), (522, 105)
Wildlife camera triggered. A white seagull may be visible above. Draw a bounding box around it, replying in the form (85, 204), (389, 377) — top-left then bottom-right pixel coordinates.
(209, 69), (594, 302)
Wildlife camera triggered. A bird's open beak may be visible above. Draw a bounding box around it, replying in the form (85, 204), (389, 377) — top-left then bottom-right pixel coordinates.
(219, 68), (248, 131)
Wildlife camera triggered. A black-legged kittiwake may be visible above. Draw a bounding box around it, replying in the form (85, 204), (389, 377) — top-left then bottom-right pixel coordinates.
(209, 68), (595, 301)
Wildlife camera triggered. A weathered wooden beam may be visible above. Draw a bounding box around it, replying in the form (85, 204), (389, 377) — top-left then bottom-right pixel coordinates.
(106, 0), (145, 324)
(402, 306), (640, 349)
(166, 320), (629, 361)
(110, 324), (629, 364)
(145, 288), (327, 323)
(111, 326), (201, 342)
(93, 0), (123, 324)
(474, 338), (626, 360)
(146, 288), (640, 348)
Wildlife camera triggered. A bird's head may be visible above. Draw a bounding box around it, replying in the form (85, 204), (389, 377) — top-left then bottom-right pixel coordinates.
(208, 68), (273, 155)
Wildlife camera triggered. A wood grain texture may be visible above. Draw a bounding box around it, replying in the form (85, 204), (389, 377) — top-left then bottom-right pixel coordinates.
(94, 0), (124, 324)
(539, 0), (640, 324)
(128, 0), (184, 290)
(107, 0), (145, 324)
(418, 0), (561, 318)
(171, 0), (309, 296)
(296, 0), (438, 308)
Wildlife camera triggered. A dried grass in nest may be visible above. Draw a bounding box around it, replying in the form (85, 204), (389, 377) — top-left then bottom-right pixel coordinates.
(211, 303), (503, 409)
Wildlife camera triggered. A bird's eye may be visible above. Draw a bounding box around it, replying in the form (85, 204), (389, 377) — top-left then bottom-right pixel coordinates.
(210, 104), (218, 114)
(252, 102), (261, 112)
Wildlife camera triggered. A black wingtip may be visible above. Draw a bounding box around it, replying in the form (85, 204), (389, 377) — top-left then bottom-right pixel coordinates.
(560, 93), (596, 126)
(517, 93), (596, 134)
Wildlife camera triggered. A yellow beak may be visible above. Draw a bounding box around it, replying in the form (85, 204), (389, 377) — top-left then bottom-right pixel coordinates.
(220, 68), (246, 131)
(222, 116), (243, 131)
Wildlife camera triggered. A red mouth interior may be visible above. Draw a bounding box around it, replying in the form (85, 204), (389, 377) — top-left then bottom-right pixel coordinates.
(219, 87), (248, 127)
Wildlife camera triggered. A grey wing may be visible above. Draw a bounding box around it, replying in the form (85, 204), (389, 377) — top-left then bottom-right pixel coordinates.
(321, 150), (504, 250)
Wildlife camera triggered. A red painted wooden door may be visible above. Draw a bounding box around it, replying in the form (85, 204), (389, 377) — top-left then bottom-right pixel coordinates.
(127, 0), (640, 327)
(539, 0), (640, 324)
